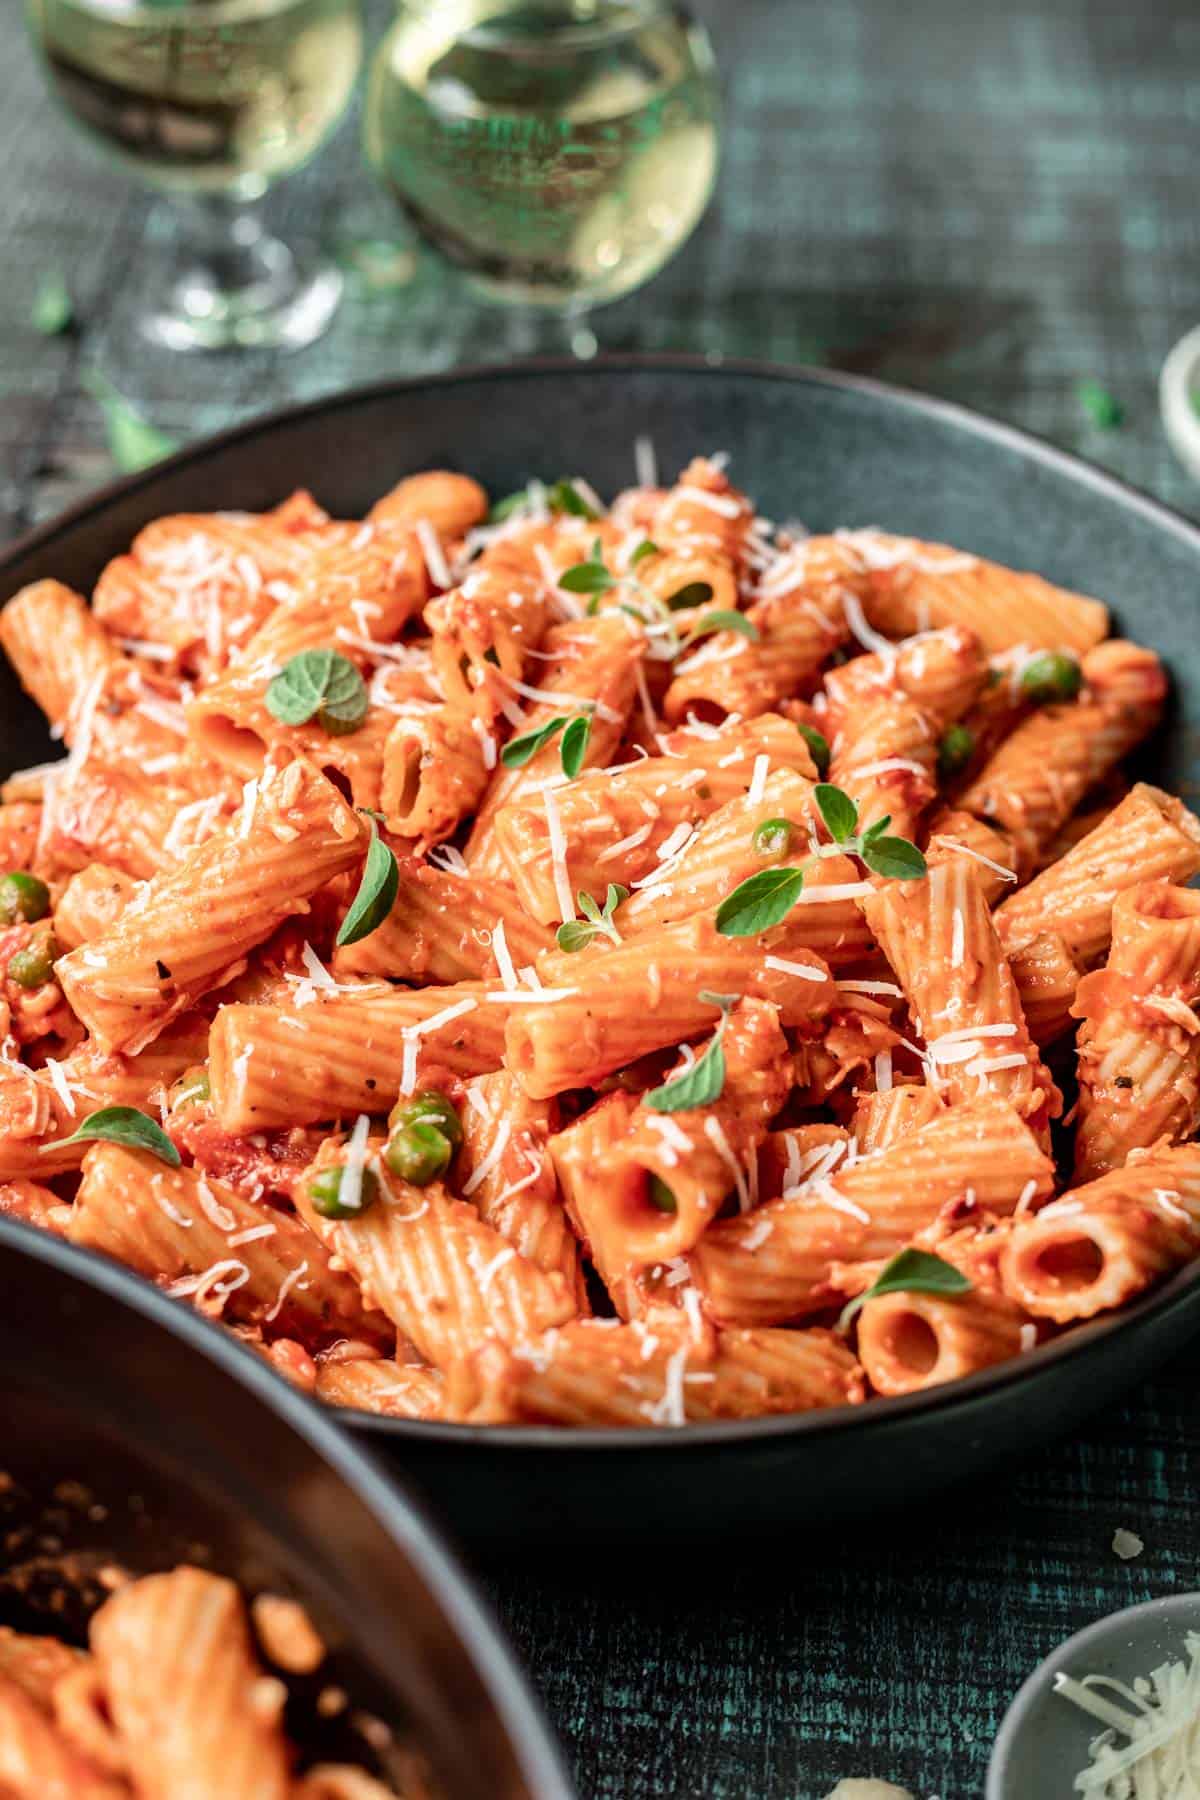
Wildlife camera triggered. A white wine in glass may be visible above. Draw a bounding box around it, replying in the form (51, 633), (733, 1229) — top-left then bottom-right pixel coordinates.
(364, 0), (720, 311)
(27, 0), (364, 349)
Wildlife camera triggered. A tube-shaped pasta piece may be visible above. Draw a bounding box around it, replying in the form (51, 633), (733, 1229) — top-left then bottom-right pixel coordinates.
(379, 704), (491, 844)
(70, 1145), (388, 1347)
(618, 772), (874, 966)
(466, 615), (644, 868)
(1072, 884), (1200, 1180)
(653, 456), (755, 560)
(315, 1357), (444, 1419)
(0, 1629), (85, 1709)
(37, 762), (182, 881)
(856, 1283), (1027, 1395)
(0, 580), (120, 736)
(923, 808), (1019, 906)
(89, 1568), (291, 1800)
(662, 536), (865, 723)
(458, 1071), (582, 1298)
(1001, 1145), (1200, 1322)
(367, 469), (488, 538)
(186, 528), (427, 773)
(0, 1671), (127, 1800)
(0, 802), (43, 867)
(57, 760), (364, 1054)
(0, 1178), (70, 1233)
(295, 1154), (575, 1370)
(851, 1084), (945, 1152)
(755, 1124), (849, 1201)
(689, 1097), (1054, 1326)
(332, 856), (553, 984)
(94, 503), (344, 670)
(52, 864), (136, 950)
(842, 529), (1109, 653)
(425, 567), (551, 716)
(447, 1316), (864, 1425)
(0, 1012), (210, 1179)
(863, 860), (1061, 1139)
(994, 784), (1200, 962)
(1008, 932), (1082, 1047)
(209, 981), (507, 1131)
(512, 917), (834, 1099)
(827, 693), (941, 838)
(956, 642), (1166, 873)
(491, 713), (816, 922)
(823, 626), (987, 733)
(550, 999), (789, 1268)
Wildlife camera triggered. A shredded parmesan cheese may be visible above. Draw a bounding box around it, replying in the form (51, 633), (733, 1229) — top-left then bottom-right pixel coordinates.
(543, 787), (575, 924)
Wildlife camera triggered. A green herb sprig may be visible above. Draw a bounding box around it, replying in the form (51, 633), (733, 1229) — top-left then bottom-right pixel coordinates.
(644, 990), (739, 1112)
(837, 1248), (971, 1333)
(715, 782), (926, 938)
(500, 709), (594, 776)
(555, 883), (628, 953)
(265, 649), (368, 735)
(561, 538), (616, 599)
(337, 821), (400, 947)
(489, 477), (601, 524)
(56, 1106), (181, 1167)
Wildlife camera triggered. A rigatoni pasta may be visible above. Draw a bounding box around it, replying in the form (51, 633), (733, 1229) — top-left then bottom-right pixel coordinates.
(1, 449), (1196, 1431)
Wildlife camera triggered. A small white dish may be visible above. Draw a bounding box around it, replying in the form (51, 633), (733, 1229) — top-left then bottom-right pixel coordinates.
(1160, 324), (1200, 481)
(987, 1592), (1200, 1799)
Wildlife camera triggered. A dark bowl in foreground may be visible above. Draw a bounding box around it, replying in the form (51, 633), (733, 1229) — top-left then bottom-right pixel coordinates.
(0, 1216), (574, 1796)
(4, 357), (1200, 1547)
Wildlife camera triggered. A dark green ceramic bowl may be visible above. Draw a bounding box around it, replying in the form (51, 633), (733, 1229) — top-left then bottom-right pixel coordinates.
(3, 358), (1198, 1547)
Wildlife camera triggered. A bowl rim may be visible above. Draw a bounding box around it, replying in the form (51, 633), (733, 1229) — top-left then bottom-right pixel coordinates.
(986, 1590), (1200, 1798)
(6, 351), (1200, 1455)
(0, 1214), (576, 1796)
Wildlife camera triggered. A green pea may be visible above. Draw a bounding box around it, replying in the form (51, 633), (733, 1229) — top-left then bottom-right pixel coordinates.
(7, 927), (57, 990)
(309, 1163), (380, 1219)
(0, 872), (50, 927)
(752, 818), (794, 859)
(170, 1070), (210, 1112)
(395, 1089), (463, 1150)
(795, 722), (830, 777)
(937, 723), (975, 780)
(647, 1174), (677, 1214)
(384, 1121), (452, 1187)
(1020, 651), (1082, 704)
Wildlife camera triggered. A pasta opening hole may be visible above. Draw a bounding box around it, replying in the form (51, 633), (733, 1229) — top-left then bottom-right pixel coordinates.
(1033, 1234), (1104, 1291)
(320, 766), (354, 806)
(389, 743), (422, 818)
(681, 699), (730, 728)
(887, 1310), (940, 1376)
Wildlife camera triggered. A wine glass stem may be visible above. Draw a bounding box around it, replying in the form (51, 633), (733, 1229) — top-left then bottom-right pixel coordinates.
(173, 197), (288, 310)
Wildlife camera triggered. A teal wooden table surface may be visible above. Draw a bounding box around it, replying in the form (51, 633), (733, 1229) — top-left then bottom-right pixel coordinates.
(6, 2), (1200, 1794)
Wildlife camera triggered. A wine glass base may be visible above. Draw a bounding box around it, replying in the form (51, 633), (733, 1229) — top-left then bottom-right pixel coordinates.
(139, 231), (344, 353)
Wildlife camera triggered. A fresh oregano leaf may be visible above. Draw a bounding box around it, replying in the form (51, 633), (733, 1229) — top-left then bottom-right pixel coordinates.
(336, 823), (399, 946)
(555, 919), (598, 953)
(860, 836), (927, 880)
(796, 722), (830, 777)
(58, 1105), (181, 1167)
(667, 580), (715, 610)
(814, 783), (859, 844)
(547, 478), (599, 519)
(560, 713), (592, 778)
(265, 649), (368, 735)
(559, 558), (615, 596)
(631, 539), (659, 566)
(645, 1031), (726, 1112)
(500, 715), (568, 768)
(715, 866), (805, 937)
(684, 608), (759, 642)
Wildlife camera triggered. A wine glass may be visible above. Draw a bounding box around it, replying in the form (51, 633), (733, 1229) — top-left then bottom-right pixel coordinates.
(363, 0), (720, 341)
(26, 0), (364, 352)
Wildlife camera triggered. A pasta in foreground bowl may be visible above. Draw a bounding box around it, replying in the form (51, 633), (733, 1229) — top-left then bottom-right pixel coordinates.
(0, 450), (1197, 1430)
